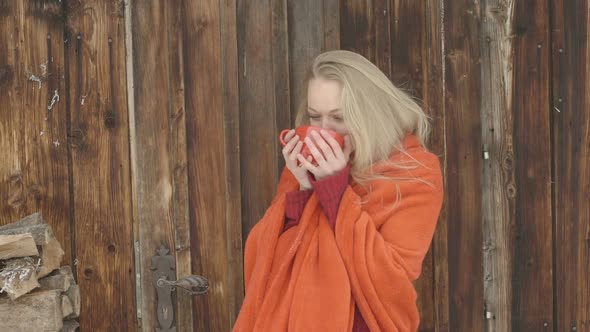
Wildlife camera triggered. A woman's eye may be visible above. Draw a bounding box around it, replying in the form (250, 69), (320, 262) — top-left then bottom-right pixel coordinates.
(332, 116), (343, 121)
(308, 115), (321, 120)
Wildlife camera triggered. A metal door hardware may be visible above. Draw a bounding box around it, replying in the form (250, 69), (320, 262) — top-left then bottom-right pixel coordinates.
(151, 245), (209, 331)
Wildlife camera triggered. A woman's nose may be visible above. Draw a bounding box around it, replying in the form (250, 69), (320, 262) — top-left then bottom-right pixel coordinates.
(320, 119), (332, 130)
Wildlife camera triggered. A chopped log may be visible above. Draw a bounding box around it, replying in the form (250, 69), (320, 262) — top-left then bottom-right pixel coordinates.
(0, 212), (43, 231)
(37, 237), (65, 278)
(0, 213), (63, 278)
(65, 284), (80, 318)
(0, 224), (53, 246)
(39, 266), (74, 292)
(0, 289), (63, 332)
(0, 233), (39, 260)
(0, 257), (40, 300)
(61, 294), (74, 318)
(38, 266), (79, 318)
(61, 320), (80, 332)
(59, 265), (75, 283)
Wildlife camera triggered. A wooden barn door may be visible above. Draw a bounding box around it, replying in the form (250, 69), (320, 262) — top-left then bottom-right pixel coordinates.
(0, 0), (245, 331)
(128, 1), (243, 331)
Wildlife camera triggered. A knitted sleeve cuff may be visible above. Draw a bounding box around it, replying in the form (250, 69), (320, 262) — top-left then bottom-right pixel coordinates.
(284, 189), (313, 230)
(310, 165), (351, 230)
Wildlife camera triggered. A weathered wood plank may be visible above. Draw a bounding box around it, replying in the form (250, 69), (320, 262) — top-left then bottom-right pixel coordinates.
(164, 0), (194, 330)
(340, 0), (375, 63)
(182, 1), (231, 330)
(479, 1), (516, 331)
(129, 2), (177, 330)
(220, 0), (244, 326)
(237, 0), (280, 236)
(373, 0), (391, 79)
(64, 1), (136, 330)
(272, 0), (291, 174)
(323, 0), (340, 51)
(288, 0), (323, 127)
(0, 0), (72, 267)
(424, 1), (448, 330)
(0, 0), (20, 225)
(443, 1), (484, 331)
(390, 1), (424, 97)
(0, 5), (25, 218)
(550, 1), (590, 331)
(510, 0), (553, 330)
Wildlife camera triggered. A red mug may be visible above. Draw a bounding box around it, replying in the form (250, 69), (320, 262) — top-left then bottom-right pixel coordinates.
(279, 126), (344, 163)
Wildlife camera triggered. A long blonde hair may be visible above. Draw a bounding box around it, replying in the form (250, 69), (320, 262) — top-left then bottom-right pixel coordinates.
(295, 50), (432, 186)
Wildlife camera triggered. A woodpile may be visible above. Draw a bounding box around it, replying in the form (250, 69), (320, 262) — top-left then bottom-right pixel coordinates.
(0, 213), (79, 332)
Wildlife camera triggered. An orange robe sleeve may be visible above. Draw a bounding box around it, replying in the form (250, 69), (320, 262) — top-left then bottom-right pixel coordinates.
(335, 149), (444, 331)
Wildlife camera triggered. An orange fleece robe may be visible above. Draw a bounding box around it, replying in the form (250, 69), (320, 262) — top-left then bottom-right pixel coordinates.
(233, 135), (444, 332)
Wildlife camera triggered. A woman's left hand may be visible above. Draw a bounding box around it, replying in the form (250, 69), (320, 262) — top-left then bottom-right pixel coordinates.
(297, 130), (354, 181)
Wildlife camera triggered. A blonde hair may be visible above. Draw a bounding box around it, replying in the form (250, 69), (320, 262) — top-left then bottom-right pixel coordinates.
(295, 50), (432, 187)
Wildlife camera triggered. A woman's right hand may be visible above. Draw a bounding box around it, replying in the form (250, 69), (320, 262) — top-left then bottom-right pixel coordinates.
(282, 129), (313, 190)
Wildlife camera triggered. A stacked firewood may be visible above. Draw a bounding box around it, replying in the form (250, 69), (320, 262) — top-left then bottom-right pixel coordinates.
(0, 213), (80, 332)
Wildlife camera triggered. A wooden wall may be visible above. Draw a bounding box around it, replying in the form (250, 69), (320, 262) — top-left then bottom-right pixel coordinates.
(0, 1), (588, 331)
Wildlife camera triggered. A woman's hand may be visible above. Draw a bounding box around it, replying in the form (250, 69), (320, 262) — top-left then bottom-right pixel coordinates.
(282, 129), (314, 190)
(297, 130), (354, 181)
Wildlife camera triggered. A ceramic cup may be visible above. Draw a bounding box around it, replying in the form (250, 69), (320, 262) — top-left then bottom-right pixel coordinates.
(279, 125), (344, 163)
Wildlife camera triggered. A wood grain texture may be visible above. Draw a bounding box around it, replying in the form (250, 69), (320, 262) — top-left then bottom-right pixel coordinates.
(373, 0), (391, 79)
(390, 1), (424, 97)
(165, 0), (194, 330)
(511, 0), (553, 330)
(550, 1), (590, 331)
(64, 0), (136, 330)
(323, 0), (340, 51)
(237, 0), (280, 237)
(181, 1), (232, 330)
(340, 0), (375, 62)
(479, 1), (516, 331)
(220, 0), (244, 326)
(0, 0), (72, 267)
(129, 1), (176, 330)
(0, 234), (39, 259)
(272, 0), (291, 174)
(288, 0), (323, 126)
(443, 1), (484, 331)
(424, 1), (449, 330)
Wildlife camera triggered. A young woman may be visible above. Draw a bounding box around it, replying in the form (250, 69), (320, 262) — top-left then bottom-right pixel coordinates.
(233, 50), (444, 332)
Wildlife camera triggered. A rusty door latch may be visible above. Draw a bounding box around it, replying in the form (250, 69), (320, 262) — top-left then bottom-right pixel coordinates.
(151, 245), (209, 332)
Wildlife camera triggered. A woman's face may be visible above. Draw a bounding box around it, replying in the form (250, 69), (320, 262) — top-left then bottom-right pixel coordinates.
(306, 78), (349, 137)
